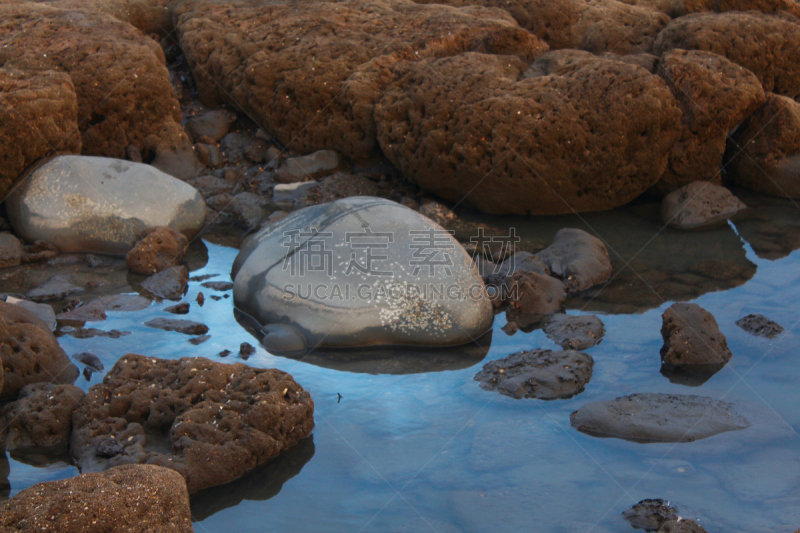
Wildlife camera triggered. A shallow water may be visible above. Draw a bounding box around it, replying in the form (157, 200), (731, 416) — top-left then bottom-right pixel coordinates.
(4, 192), (800, 533)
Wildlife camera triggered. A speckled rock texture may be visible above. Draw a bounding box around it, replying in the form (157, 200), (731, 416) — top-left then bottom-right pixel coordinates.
(683, 0), (800, 17)
(736, 313), (784, 338)
(653, 49), (766, 193)
(728, 94), (800, 198)
(174, 0), (548, 161)
(505, 271), (566, 327)
(413, 0), (672, 53)
(0, 2), (186, 161)
(126, 227), (189, 275)
(232, 197), (494, 349)
(661, 303), (732, 366)
(474, 349), (593, 399)
(570, 393), (750, 442)
(661, 182), (747, 229)
(0, 301), (78, 400)
(653, 12), (800, 99)
(6, 156), (207, 255)
(0, 383), (85, 453)
(543, 313), (605, 350)
(0, 68), (81, 200)
(0, 0), (175, 35)
(534, 228), (612, 292)
(376, 51), (682, 215)
(71, 354), (315, 493)
(0, 464), (194, 532)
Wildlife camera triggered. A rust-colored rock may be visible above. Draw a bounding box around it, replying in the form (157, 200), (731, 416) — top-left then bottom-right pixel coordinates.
(653, 12), (800, 99)
(683, 0), (800, 18)
(413, 0), (672, 53)
(728, 94), (800, 198)
(653, 50), (766, 193)
(0, 464), (194, 533)
(0, 3), (186, 161)
(71, 354), (315, 493)
(0, 383), (85, 453)
(376, 50), (681, 214)
(174, 0), (547, 161)
(0, 67), (81, 200)
(126, 227), (189, 275)
(0, 301), (78, 400)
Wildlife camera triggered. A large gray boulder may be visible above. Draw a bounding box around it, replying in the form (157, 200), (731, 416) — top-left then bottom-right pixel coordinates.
(232, 197), (493, 350)
(6, 156), (207, 255)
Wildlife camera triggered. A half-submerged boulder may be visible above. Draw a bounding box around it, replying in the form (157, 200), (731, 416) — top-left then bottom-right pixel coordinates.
(0, 464), (194, 533)
(71, 354), (314, 493)
(6, 156), (207, 255)
(232, 197), (493, 351)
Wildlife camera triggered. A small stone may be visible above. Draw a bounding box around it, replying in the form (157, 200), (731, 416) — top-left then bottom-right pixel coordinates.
(96, 438), (125, 458)
(144, 318), (209, 335)
(197, 292), (205, 306)
(535, 228), (612, 293)
(0, 233), (23, 269)
(185, 110), (236, 143)
(272, 181), (318, 206)
(736, 313), (784, 339)
(474, 349), (593, 400)
(661, 182), (747, 230)
(661, 303), (732, 366)
(505, 271), (566, 327)
(623, 499), (679, 531)
(543, 314), (605, 350)
(26, 274), (83, 302)
(165, 302), (190, 315)
(239, 342), (255, 357)
(218, 349), (231, 357)
(65, 328), (131, 339)
(202, 281), (233, 291)
(72, 352), (104, 373)
(125, 227), (189, 276)
(275, 150), (339, 183)
(141, 265), (189, 300)
(189, 335), (211, 345)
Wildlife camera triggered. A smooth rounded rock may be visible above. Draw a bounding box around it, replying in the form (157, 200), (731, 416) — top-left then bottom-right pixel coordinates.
(232, 197), (493, 349)
(570, 393), (750, 442)
(6, 156), (207, 255)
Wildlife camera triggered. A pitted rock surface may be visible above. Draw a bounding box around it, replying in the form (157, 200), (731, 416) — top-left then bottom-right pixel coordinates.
(661, 182), (747, 230)
(0, 464), (194, 533)
(126, 227), (189, 275)
(474, 349), (593, 399)
(543, 313), (604, 350)
(736, 313), (784, 339)
(174, 0), (547, 160)
(376, 51), (681, 214)
(70, 354), (315, 493)
(661, 303), (732, 366)
(0, 3), (186, 160)
(0, 301), (78, 400)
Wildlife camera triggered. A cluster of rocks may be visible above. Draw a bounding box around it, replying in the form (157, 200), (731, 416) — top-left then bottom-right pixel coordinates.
(623, 499), (708, 532)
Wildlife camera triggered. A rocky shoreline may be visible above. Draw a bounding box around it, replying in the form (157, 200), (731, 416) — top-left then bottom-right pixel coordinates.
(0, 0), (798, 531)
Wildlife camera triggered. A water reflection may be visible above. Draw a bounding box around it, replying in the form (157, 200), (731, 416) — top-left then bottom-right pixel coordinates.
(731, 188), (800, 260)
(191, 436), (315, 520)
(235, 309), (492, 374)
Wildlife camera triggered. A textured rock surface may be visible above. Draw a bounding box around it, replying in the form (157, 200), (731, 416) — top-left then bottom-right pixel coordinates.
(654, 50), (766, 193)
(683, 0), (800, 18)
(661, 303), (732, 366)
(535, 228), (612, 292)
(0, 3), (186, 160)
(736, 313), (784, 339)
(377, 51), (681, 215)
(126, 227), (189, 275)
(0, 68), (81, 199)
(661, 182), (747, 230)
(232, 197), (493, 349)
(0, 233), (24, 269)
(542, 313), (604, 350)
(275, 150), (340, 184)
(653, 12), (800, 99)
(728, 94), (800, 198)
(7, 156), (207, 255)
(144, 317), (208, 335)
(504, 271), (566, 327)
(570, 393), (750, 442)
(413, 0), (672, 53)
(71, 354), (315, 493)
(185, 109), (236, 143)
(0, 383), (84, 453)
(174, 0), (548, 160)
(0, 301), (78, 399)
(0, 464), (194, 532)
(623, 499), (679, 531)
(141, 265), (189, 300)
(474, 349), (593, 399)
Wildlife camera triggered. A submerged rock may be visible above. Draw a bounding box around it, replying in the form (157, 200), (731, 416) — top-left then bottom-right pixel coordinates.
(0, 301), (78, 399)
(505, 271), (566, 327)
(570, 393), (750, 442)
(141, 265), (189, 300)
(475, 349), (593, 400)
(144, 318), (209, 335)
(6, 156), (206, 255)
(71, 354), (315, 493)
(661, 303), (732, 366)
(736, 313), (784, 339)
(0, 464), (194, 533)
(0, 383), (85, 454)
(543, 313), (604, 350)
(231, 197), (493, 350)
(661, 182), (747, 230)
(26, 274), (83, 303)
(535, 228), (612, 292)
(623, 499), (679, 531)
